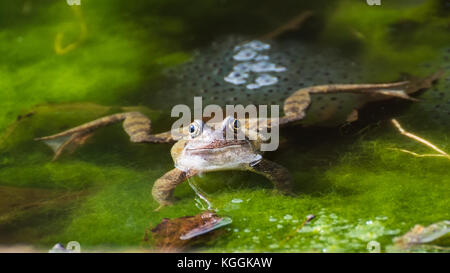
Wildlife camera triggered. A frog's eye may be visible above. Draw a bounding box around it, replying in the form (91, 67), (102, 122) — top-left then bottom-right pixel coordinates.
(188, 120), (203, 138)
(228, 119), (241, 132)
(233, 119), (240, 130)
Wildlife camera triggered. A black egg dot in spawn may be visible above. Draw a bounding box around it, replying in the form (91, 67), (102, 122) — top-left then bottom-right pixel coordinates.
(233, 97), (237, 101)
(287, 87), (293, 91)
(316, 96), (322, 101)
(330, 97), (337, 101)
(435, 104), (440, 108)
(268, 89), (273, 93)
(214, 82), (220, 87)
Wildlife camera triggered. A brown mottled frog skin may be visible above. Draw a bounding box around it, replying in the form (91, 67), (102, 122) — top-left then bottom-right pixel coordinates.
(36, 74), (440, 211)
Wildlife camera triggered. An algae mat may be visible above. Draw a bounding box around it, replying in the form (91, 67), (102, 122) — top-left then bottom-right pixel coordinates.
(0, 0), (449, 252)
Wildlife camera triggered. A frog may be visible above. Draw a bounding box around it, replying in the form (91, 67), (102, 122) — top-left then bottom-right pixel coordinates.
(35, 71), (441, 211)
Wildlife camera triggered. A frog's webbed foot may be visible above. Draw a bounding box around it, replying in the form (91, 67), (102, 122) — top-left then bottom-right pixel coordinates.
(248, 159), (294, 195)
(35, 112), (175, 160)
(279, 81), (424, 126)
(40, 130), (94, 161)
(152, 168), (198, 211)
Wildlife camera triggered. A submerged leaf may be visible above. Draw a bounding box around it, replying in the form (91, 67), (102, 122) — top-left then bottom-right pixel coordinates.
(147, 211), (232, 252)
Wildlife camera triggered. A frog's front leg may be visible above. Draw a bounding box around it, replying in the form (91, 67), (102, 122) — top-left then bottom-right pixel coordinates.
(247, 159), (293, 194)
(152, 168), (198, 211)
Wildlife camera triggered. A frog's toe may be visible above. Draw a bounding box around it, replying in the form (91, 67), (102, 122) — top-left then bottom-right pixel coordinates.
(153, 200), (175, 212)
(153, 205), (164, 212)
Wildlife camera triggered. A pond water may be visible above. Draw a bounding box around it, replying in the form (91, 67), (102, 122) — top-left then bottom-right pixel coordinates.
(0, 0), (449, 252)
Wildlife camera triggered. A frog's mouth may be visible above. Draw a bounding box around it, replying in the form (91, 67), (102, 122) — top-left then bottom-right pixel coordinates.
(186, 139), (248, 152)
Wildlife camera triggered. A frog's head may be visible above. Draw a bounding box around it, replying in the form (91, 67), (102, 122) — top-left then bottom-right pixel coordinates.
(172, 116), (262, 172)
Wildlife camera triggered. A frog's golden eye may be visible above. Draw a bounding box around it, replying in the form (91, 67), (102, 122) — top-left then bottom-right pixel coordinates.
(233, 119), (240, 130)
(228, 119), (241, 132)
(188, 120), (202, 138)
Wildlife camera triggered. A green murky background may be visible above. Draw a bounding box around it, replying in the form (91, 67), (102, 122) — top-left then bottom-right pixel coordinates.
(0, 0), (449, 252)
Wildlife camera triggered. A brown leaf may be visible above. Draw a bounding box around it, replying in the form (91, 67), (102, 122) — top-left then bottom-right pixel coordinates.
(145, 211), (232, 252)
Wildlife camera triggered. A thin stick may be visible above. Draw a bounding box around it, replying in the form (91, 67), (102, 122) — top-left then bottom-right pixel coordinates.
(390, 119), (450, 159)
(259, 11), (314, 40)
(387, 148), (449, 158)
(280, 214), (315, 246)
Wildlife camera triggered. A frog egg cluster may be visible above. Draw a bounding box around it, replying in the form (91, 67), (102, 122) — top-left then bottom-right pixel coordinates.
(224, 40), (287, 90)
(161, 36), (364, 108)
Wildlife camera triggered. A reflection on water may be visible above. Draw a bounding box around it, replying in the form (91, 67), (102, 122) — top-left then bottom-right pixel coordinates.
(188, 177), (214, 211)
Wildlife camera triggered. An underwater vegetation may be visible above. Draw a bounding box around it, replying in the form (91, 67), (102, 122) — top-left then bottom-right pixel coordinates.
(0, 0), (449, 252)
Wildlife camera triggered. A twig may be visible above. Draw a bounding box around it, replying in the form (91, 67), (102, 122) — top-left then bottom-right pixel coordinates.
(280, 214), (315, 246)
(390, 119), (450, 160)
(387, 148), (449, 158)
(259, 11), (314, 40)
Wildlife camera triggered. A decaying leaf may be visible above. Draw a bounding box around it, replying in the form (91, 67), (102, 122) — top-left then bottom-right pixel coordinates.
(144, 211), (232, 252)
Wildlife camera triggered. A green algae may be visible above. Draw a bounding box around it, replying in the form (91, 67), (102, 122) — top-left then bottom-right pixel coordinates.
(0, 0), (449, 252)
